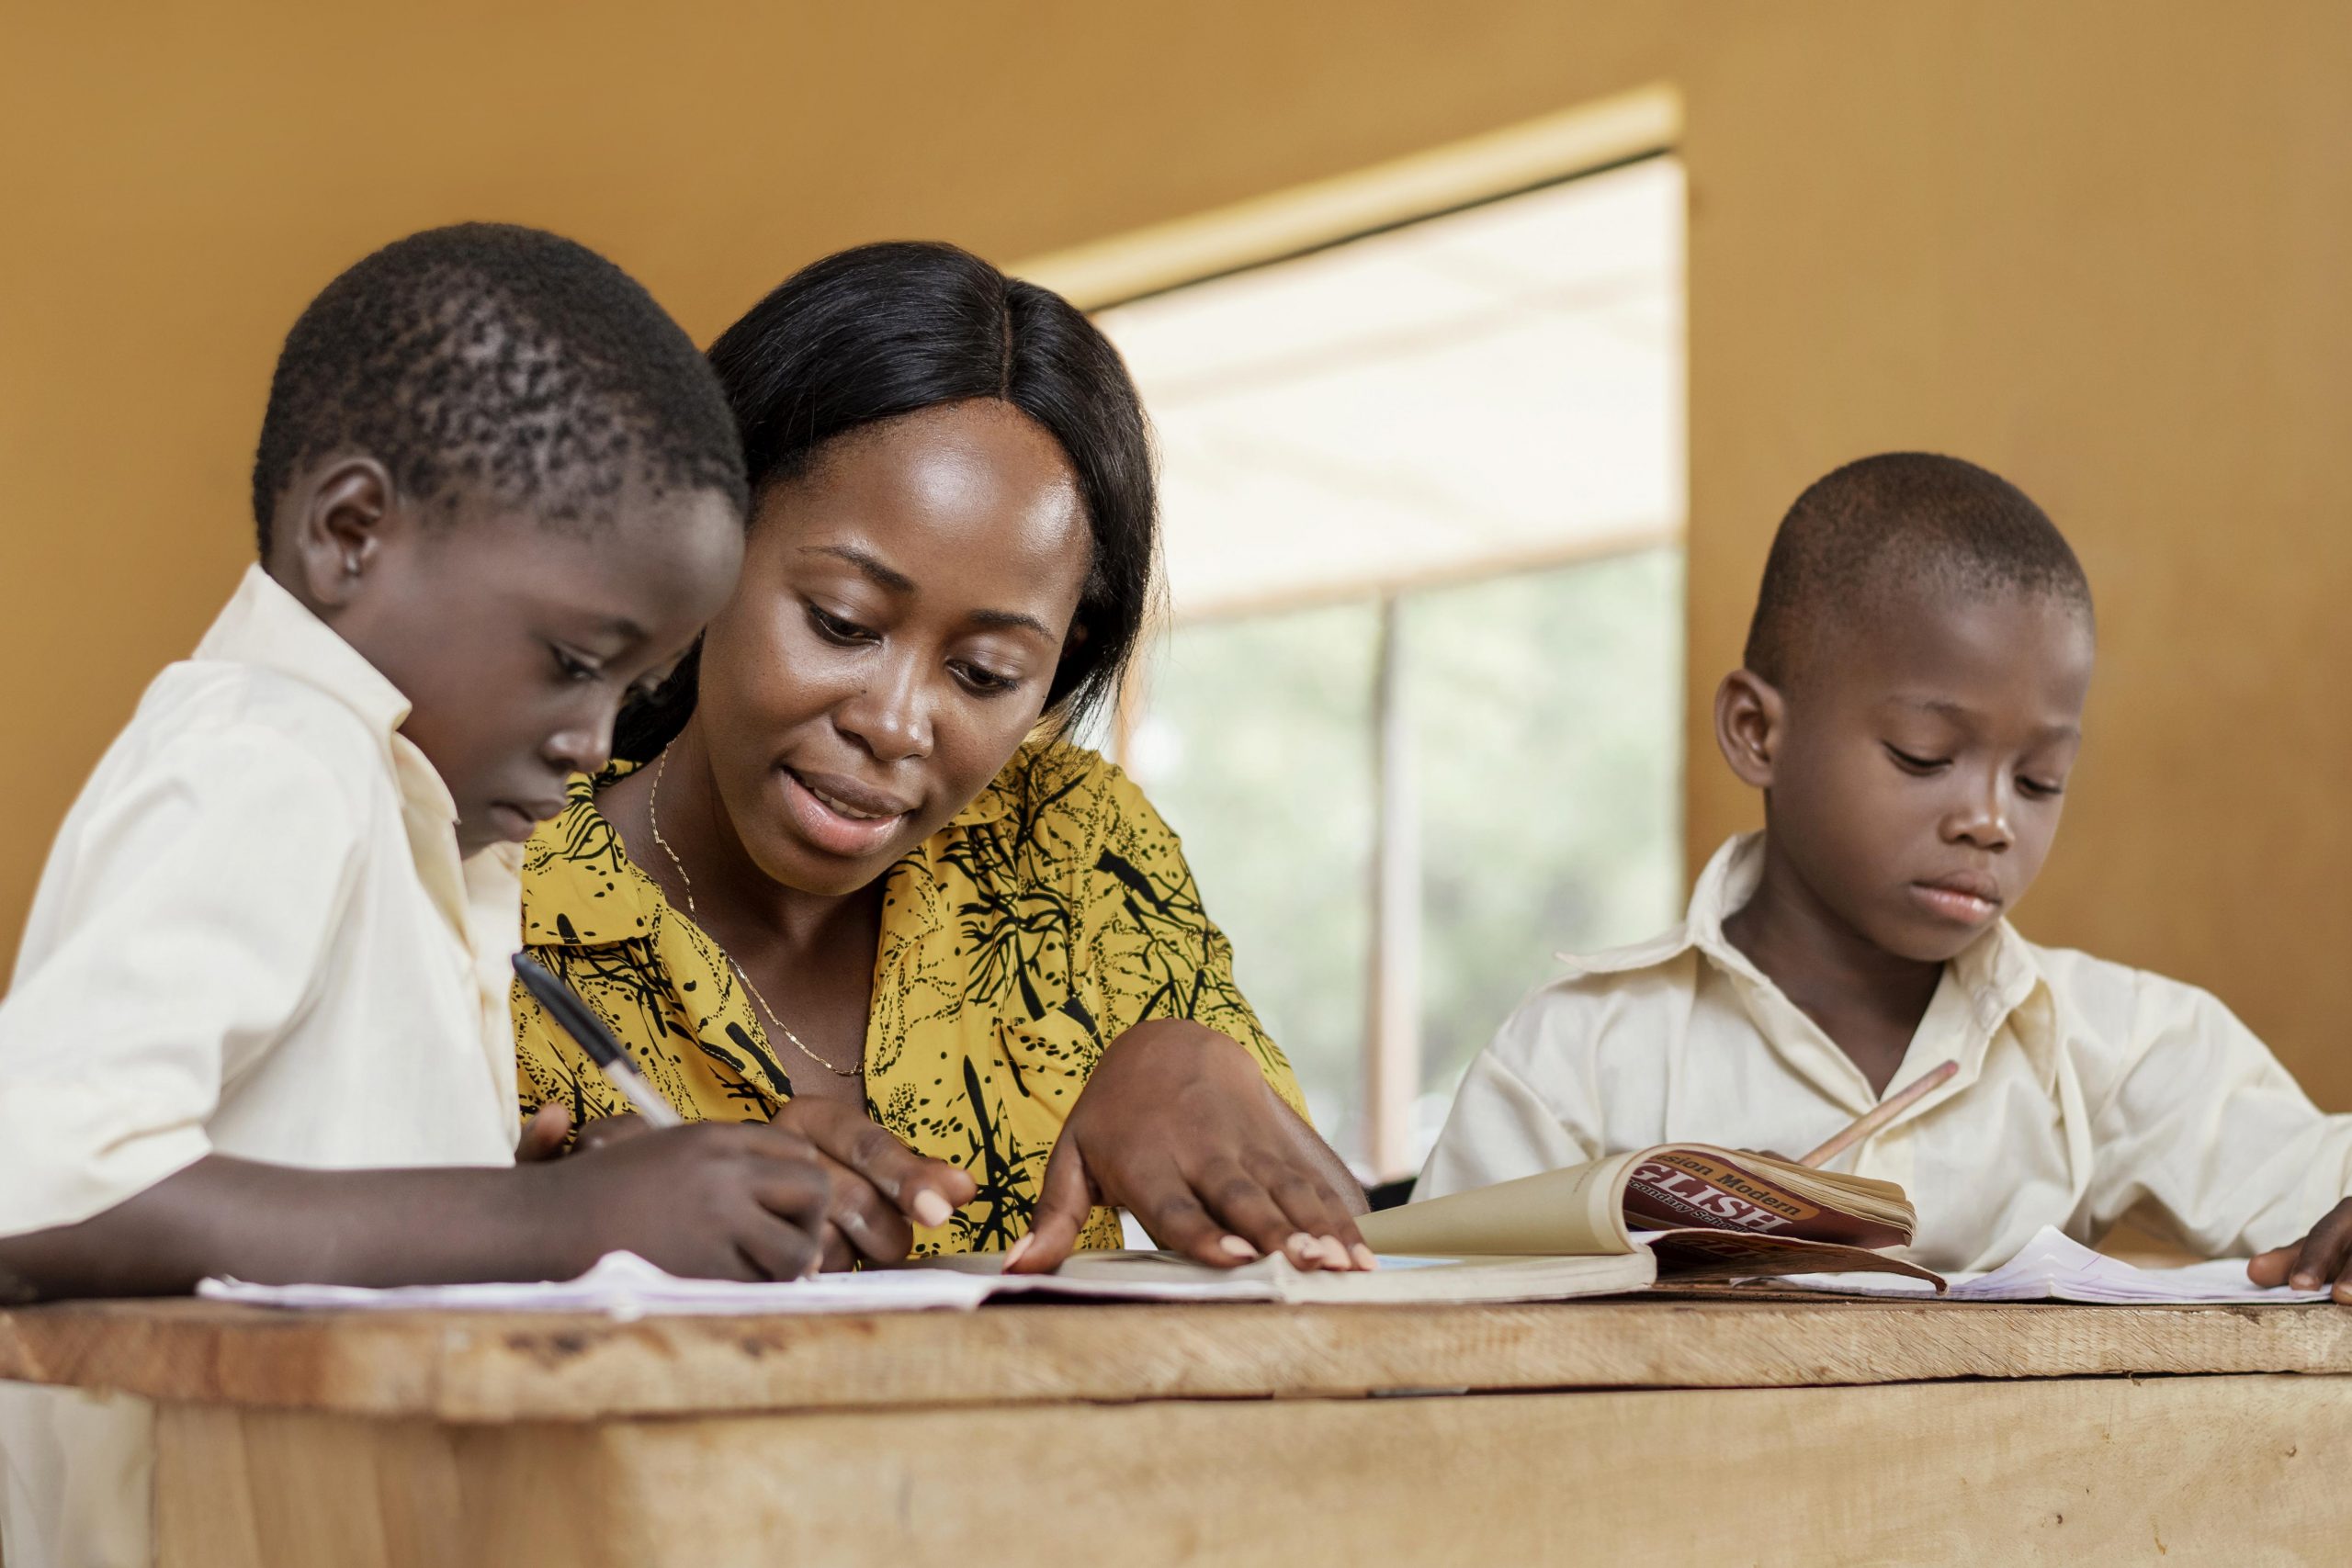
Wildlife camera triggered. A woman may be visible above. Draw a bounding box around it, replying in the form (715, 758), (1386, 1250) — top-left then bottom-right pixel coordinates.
(514, 242), (1369, 1276)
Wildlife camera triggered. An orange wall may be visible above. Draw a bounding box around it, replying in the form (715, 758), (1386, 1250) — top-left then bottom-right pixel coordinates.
(1675, 3), (2352, 1111)
(0, 0), (1665, 955)
(8, 3), (2352, 1111)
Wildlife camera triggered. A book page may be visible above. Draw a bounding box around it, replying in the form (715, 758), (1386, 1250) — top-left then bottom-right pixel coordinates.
(1357, 1152), (1640, 1257)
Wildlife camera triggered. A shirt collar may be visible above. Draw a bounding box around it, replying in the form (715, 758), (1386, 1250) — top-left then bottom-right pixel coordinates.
(197, 566), (467, 842)
(197, 566), (413, 740)
(199, 567), (504, 944)
(1562, 830), (2045, 1037)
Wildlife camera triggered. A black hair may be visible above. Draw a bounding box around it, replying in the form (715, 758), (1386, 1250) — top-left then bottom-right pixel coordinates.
(1743, 451), (2093, 686)
(252, 222), (749, 552)
(612, 241), (1156, 762)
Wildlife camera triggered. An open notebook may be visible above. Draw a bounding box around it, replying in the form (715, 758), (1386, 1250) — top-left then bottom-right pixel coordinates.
(1770, 1226), (2332, 1303)
(197, 1245), (1653, 1319)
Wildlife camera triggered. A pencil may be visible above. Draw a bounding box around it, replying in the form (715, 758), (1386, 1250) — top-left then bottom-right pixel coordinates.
(511, 953), (684, 1130)
(1799, 1058), (1960, 1168)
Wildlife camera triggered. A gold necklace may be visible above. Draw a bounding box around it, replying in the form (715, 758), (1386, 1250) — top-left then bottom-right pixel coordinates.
(647, 755), (862, 1079)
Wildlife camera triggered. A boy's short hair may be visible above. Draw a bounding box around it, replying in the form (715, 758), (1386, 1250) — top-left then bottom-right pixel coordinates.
(1743, 452), (2093, 686)
(251, 223), (749, 551)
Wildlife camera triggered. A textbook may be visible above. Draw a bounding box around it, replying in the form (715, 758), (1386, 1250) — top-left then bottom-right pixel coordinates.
(1358, 1145), (1942, 1287)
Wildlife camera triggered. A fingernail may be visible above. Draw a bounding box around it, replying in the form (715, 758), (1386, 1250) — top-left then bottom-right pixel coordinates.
(1284, 1232), (1318, 1263)
(2295, 1272), (2318, 1290)
(1218, 1235), (1258, 1259)
(1004, 1235), (1033, 1269)
(1351, 1243), (1381, 1272)
(912, 1190), (954, 1228)
(1315, 1237), (1351, 1270)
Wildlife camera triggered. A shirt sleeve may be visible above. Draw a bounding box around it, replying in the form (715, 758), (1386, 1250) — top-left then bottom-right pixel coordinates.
(2082, 970), (2352, 1256)
(1415, 986), (1602, 1200)
(1072, 762), (1309, 1120)
(0, 724), (361, 1237)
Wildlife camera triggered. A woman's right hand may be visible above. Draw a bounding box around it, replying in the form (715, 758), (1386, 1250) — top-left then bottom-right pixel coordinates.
(541, 1101), (976, 1271)
(769, 1100), (977, 1269)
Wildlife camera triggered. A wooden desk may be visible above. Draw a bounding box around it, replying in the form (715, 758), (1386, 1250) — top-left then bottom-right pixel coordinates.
(3, 1293), (2347, 1565)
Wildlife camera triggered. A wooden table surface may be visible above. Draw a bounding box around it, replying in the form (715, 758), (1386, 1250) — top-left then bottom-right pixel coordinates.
(5, 1293), (2347, 1565)
(2, 1290), (2348, 1419)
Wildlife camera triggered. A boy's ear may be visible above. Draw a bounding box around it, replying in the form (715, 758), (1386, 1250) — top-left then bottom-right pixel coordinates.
(286, 457), (400, 611)
(1713, 668), (1785, 790)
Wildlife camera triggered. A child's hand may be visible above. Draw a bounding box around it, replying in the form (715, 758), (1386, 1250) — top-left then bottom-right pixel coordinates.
(516, 1102), (576, 1162)
(2247, 1199), (2352, 1301)
(536, 1122), (833, 1281)
(522, 1101), (973, 1269)
(1006, 1020), (1371, 1276)
(515, 1103), (659, 1159)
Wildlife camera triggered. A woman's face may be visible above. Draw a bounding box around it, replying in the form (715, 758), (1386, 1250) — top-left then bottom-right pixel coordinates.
(695, 398), (1094, 897)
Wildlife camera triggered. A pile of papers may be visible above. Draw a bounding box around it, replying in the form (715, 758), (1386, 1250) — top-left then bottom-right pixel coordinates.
(1774, 1225), (2333, 1303)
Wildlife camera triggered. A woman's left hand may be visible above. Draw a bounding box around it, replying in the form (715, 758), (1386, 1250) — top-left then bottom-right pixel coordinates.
(1004, 1020), (1374, 1275)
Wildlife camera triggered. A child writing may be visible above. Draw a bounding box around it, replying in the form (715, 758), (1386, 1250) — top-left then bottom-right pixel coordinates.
(0, 223), (967, 1568)
(1419, 452), (2352, 1294)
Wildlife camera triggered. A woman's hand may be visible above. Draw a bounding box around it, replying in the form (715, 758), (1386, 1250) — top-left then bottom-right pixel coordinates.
(1005, 1020), (1373, 1275)
(771, 1099), (977, 1270)
(528, 1100), (976, 1270)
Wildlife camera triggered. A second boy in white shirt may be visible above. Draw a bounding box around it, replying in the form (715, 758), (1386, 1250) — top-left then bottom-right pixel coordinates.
(1422, 453), (2352, 1286)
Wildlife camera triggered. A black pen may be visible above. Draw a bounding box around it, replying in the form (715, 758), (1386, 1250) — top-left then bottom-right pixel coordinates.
(511, 952), (683, 1129)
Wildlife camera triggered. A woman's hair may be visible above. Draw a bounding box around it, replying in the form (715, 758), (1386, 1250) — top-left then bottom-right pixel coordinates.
(613, 241), (1157, 762)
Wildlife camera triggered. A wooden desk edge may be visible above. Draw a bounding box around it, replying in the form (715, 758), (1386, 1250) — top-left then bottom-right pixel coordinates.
(4, 1295), (2348, 1423)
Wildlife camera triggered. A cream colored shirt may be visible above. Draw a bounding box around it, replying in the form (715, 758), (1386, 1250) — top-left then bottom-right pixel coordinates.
(0, 566), (524, 1568)
(1419, 833), (2352, 1275)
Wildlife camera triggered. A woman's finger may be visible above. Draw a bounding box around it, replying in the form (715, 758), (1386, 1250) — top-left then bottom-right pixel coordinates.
(818, 1154), (914, 1264)
(1123, 1161), (1248, 1269)
(732, 1208), (823, 1282)
(783, 1102), (976, 1227)
(1169, 1155), (1291, 1263)
(745, 1150), (835, 1233)
(1006, 1137), (1096, 1274)
(1253, 1156), (1371, 1269)
(817, 1221), (859, 1275)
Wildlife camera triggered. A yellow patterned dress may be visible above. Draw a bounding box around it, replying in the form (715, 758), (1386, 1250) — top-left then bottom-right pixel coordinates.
(513, 739), (1307, 1255)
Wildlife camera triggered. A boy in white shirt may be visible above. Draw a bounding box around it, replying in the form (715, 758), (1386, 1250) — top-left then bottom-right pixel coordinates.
(0, 224), (965, 1568)
(1419, 452), (2352, 1293)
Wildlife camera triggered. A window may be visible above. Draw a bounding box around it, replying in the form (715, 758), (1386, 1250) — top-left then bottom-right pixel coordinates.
(1097, 154), (1687, 1178)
